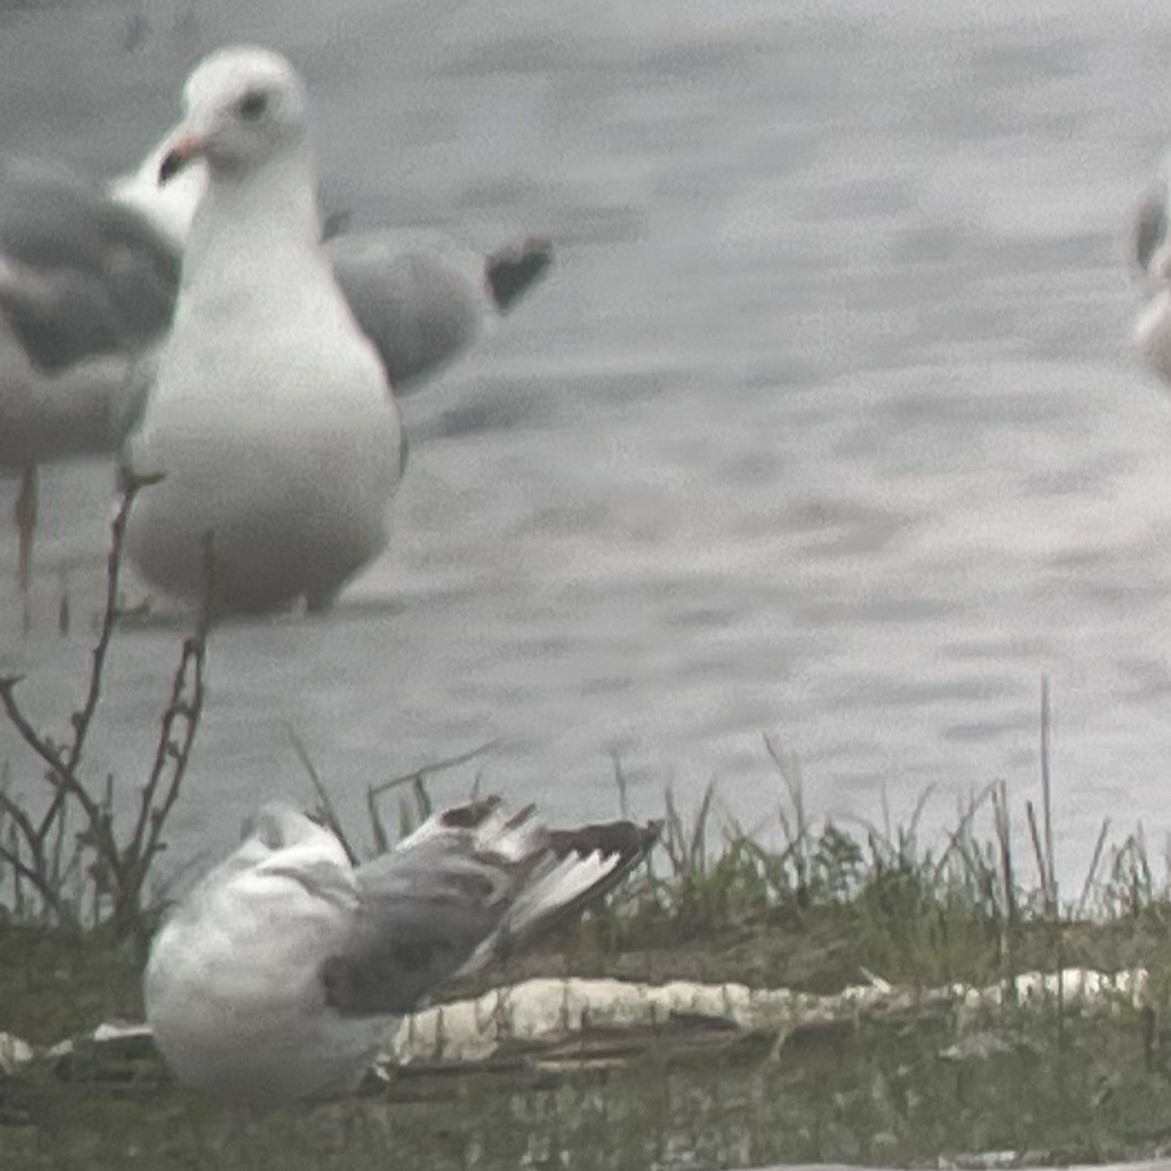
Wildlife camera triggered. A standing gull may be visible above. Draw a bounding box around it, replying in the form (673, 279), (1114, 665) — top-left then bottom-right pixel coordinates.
(145, 797), (659, 1099)
(124, 46), (404, 616)
(4, 127), (552, 599)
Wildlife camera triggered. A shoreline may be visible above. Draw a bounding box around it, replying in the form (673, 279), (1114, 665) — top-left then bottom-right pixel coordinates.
(4, 524), (1171, 1167)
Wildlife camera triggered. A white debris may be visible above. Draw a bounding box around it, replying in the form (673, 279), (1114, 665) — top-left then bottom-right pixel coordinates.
(380, 966), (1149, 1068)
(10, 965), (1147, 1085)
(91, 1020), (153, 1046)
(0, 1032), (33, 1077)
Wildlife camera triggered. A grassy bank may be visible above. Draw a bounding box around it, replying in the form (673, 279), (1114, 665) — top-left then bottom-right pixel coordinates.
(4, 505), (1171, 1168)
(3, 754), (1171, 1169)
(6, 725), (1171, 1043)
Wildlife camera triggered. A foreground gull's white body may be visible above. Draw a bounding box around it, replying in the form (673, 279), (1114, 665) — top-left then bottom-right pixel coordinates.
(124, 46), (404, 616)
(144, 798), (658, 1099)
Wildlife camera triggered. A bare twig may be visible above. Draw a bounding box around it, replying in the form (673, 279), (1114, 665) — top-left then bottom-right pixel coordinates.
(0, 676), (107, 841)
(366, 739), (498, 853)
(110, 529), (212, 932)
(0, 470), (212, 936)
(0, 792), (64, 922)
(34, 472), (160, 844)
(367, 739), (500, 800)
(0, 782), (48, 888)
(127, 651), (208, 924)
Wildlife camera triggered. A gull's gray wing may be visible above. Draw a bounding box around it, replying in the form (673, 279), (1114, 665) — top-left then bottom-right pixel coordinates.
(0, 315), (150, 467)
(320, 803), (523, 1017)
(1135, 179), (1168, 276)
(328, 231), (482, 393)
(327, 230), (554, 395)
(0, 157), (179, 371)
(320, 800), (659, 1019)
(320, 847), (508, 1016)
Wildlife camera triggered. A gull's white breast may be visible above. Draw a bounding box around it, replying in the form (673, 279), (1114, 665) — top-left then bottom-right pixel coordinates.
(126, 217), (403, 612)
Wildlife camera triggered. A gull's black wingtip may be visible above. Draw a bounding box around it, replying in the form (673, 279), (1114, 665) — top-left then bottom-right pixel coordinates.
(485, 236), (554, 314)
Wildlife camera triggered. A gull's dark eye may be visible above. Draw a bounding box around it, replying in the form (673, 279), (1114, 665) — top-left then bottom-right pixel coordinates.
(237, 90), (268, 121)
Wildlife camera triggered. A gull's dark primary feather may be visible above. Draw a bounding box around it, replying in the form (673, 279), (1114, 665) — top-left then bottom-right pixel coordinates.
(485, 235), (554, 314)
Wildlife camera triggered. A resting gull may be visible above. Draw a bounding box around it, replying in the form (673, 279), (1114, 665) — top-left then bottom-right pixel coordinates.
(145, 797), (659, 1099)
(122, 45), (412, 616)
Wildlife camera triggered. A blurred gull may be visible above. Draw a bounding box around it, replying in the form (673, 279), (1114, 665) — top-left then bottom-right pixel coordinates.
(124, 45), (405, 617)
(3, 93), (552, 599)
(0, 158), (178, 591)
(1133, 153), (1171, 386)
(145, 797), (659, 1099)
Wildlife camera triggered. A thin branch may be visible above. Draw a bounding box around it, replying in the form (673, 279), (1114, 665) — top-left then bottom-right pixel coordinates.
(0, 469), (213, 936)
(0, 835), (64, 921)
(0, 677), (104, 832)
(34, 472), (159, 844)
(365, 739), (499, 850)
(117, 532), (212, 931)
(367, 739), (500, 799)
(0, 751), (73, 922)
(130, 634), (207, 917)
(0, 785), (47, 878)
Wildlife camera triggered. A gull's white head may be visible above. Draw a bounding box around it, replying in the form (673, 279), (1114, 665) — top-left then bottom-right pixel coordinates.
(241, 801), (328, 851)
(208, 801), (353, 890)
(110, 136), (205, 247)
(160, 45), (310, 186)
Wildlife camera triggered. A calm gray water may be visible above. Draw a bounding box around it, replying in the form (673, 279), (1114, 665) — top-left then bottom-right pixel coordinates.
(3, 0), (1171, 889)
